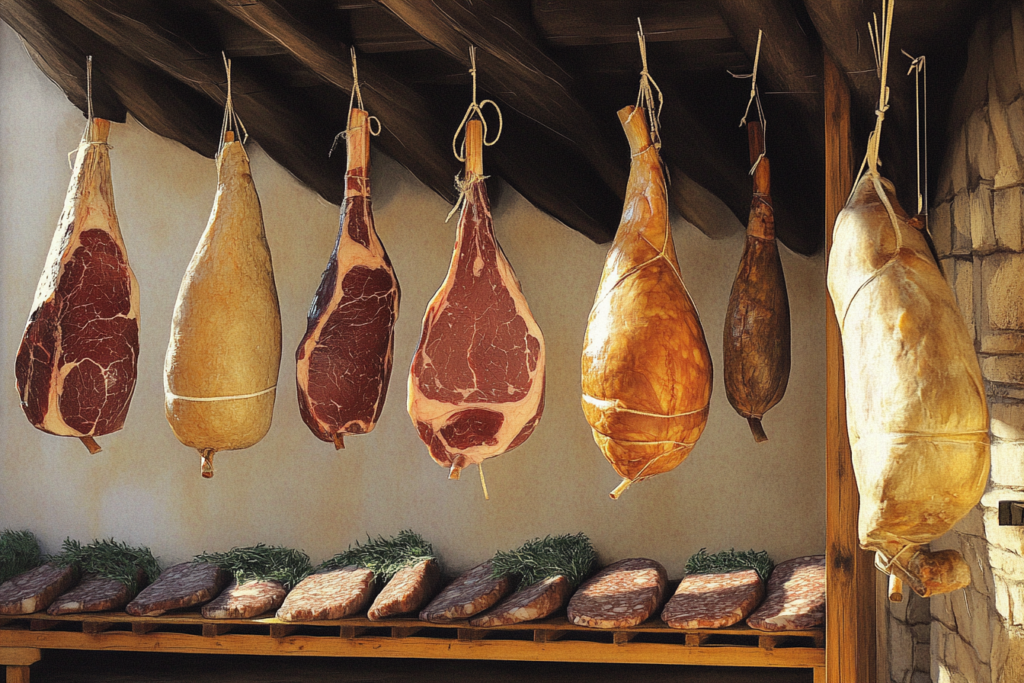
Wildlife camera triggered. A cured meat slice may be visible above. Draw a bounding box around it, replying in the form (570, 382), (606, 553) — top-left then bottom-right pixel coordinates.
(0, 563), (78, 614)
(661, 569), (764, 629)
(723, 122), (790, 442)
(47, 568), (144, 615)
(296, 108), (400, 449)
(202, 580), (286, 619)
(15, 117), (140, 454)
(276, 566), (375, 622)
(408, 120), (545, 480)
(827, 170), (988, 596)
(126, 562), (228, 617)
(368, 559), (440, 621)
(581, 106), (712, 499)
(469, 575), (571, 627)
(747, 556), (824, 631)
(419, 561), (512, 623)
(567, 558), (666, 629)
(164, 130), (282, 478)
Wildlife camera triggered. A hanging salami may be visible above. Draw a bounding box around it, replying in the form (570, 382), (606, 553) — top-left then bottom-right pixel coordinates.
(164, 59), (282, 478)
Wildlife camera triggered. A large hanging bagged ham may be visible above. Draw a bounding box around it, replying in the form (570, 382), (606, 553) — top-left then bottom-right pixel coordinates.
(164, 88), (282, 477)
(581, 104), (712, 499)
(723, 122), (790, 442)
(826, 0), (988, 598)
(296, 107), (399, 449)
(15, 113), (140, 455)
(408, 116), (545, 482)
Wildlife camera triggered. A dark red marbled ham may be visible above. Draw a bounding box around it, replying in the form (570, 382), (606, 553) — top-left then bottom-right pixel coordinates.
(296, 110), (400, 449)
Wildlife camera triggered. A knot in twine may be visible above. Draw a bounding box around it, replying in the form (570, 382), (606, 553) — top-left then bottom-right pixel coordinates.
(330, 48), (381, 157)
(728, 29), (767, 175)
(634, 18), (663, 152)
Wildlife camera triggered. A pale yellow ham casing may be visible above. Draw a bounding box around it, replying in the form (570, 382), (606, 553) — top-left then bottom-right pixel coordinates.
(164, 138), (282, 477)
(581, 106), (713, 499)
(827, 171), (989, 597)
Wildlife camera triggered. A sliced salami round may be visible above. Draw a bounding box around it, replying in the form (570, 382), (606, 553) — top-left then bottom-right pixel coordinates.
(0, 563), (78, 615)
(276, 566), (375, 622)
(419, 561), (512, 623)
(661, 569), (765, 629)
(567, 558), (666, 629)
(747, 556), (825, 631)
(126, 562), (228, 617)
(469, 574), (571, 627)
(368, 559), (439, 621)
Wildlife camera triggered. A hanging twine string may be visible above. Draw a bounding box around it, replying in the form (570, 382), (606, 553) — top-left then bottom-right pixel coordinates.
(330, 47), (381, 157)
(863, 0), (894, 175)
(446, 45), (502, 222)
(634, 18), (663, 152)
(69, 55), (108, 169)
(728, 29), (768, 174)
(218, 52), (249, 161)
(479, 463), (489, 501)
(903, 50), (927, 219)
(86, 55), (94, 123)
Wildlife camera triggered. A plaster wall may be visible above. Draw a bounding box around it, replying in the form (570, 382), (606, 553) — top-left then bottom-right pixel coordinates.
(0, 22), (826, 575)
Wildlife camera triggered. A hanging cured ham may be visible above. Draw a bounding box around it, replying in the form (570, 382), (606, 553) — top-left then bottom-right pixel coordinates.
(826, 0), (989, 598)
(723, 122), (790, 442)
(15, 116), (140, 454)
(296, 108), (400, 449)
(408, 118), (545, 481)
(581, 105), (712, 499)
(164, 127), (282, 478)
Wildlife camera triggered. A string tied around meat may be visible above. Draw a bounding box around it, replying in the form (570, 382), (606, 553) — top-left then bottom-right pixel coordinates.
(330, 47), (381, 159)
(634, 18), (664, 154)
(68, 56), (111, 170)
(728, 29), (767, 175)
(446, 45), (501, 222)
(218, 52), (249, 163)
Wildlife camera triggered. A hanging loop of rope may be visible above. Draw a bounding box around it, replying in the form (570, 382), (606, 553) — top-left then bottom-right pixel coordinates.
(218, 52), (249, 160)
(864, 0), (895, 174)
(452, 45), (503, 163)
(903, 50), (927, 218)
(728, 29), (768, 175)
(634, 18), (664, 151)
(331, 48), (381, 157)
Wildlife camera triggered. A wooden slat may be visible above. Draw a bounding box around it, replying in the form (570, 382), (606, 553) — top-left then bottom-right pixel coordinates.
(390, 626), (422, 638)
(457, 628), (489, 642)
(0, 629), (825, 668)
(131, 623), (157, 636)
(269, 625), (298, 639)
(339, 626), (367, 638)
(202, 624), (234, 637)
(532, 0), (732, 45)
(685, 633), (709, 647)
(0, 649), (40, 666)
(823, 51), (876, 683)
(27, 621), (56, 632)
(82, 622), (112, 635)
(533, 629), (566, 643)
(612, 631), (636, 645)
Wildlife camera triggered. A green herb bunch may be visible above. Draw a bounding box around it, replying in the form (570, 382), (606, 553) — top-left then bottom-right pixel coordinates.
(685, 548), (774, 582)
(194, 544), (312, 590)
(51, 538), (161, 595)
(320, 530), (435, 583)
(490, 533), (597, 590)
(0, 529), (42, 584)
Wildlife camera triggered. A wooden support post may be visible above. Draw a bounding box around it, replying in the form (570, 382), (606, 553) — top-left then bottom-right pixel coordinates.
(6, 666), (30, 683)
(533, 630), (566, 643)
(824, 51), (877, 683)
(685, 633), (709, 647)
(814, 666), (827, 683)
(269, 625), (298, 639)
(456, 628), (489, 642)
(758, 635), (787, 650)
(390, 626), (422, 638)
(612, 631), (637, 645)
(131, 623), (158, 636)
(202, 624), (234, 637)
(26, 622), (55, 632)
(0, 648), (40, 683)
(82, 622), (111, 635)
(339, 626), (367, 639)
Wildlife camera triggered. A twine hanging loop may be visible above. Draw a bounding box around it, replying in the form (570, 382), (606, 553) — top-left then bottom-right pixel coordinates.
(452, 45), (502, 163)
(330, 48), (381, 157)
(634, 18), (664, 151)
(728, 29), (768, 174)
(218, 52), (249, 161)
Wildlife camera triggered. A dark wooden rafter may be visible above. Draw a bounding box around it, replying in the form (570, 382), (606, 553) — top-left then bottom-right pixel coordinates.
(532, 0), (732, 45)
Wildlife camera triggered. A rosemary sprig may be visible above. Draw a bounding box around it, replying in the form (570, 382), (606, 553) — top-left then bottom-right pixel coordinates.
(0, 529), (42, 584)
(490, 533), (597, 590)
(320, 530), (435, 583)
(194, 544), (312, 590)
(50, 538), (160, 595)
(685, 548), (774, 583)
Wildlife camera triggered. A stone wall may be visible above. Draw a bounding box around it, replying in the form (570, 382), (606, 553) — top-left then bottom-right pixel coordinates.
(894, 1), (1024, 681)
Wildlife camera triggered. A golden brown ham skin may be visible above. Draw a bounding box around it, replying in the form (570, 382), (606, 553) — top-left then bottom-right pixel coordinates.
(827, 171), (989, 597)
(581, 106), (712, 499)
(723, 123), (790, 443)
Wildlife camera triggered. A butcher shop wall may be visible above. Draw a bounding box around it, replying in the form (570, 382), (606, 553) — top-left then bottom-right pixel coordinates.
(0, 22), (825, 586)
(885, 1), (1024, 681)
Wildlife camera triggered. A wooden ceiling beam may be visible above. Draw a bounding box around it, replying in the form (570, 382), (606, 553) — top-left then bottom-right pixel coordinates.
(349, 7), (433, 53)
(532, 0), (732, 46)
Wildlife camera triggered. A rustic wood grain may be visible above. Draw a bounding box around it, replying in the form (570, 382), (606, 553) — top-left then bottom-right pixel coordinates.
(531, 0), (732, 45)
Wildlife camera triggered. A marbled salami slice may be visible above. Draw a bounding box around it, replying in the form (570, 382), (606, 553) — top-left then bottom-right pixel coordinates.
(567, 558), (666, 629)
(747, 556), (825, 631)
(419, 561), (512, 623)
(0, 563), (78, 615)
(202, 580), (286, 619)
(126, 562), (228, 617)
(368, 559), (439, 621)
(469, 575), (571, 627)
(47, 568), (144, 615)
(661, 569), (764, 629)
(276, 566), (375, 622)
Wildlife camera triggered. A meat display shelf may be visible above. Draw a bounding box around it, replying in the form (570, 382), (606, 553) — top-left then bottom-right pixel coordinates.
(0, 611), (825, 681)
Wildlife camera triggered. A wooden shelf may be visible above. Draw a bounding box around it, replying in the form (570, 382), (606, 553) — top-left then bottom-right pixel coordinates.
(0, 610), (824, 679)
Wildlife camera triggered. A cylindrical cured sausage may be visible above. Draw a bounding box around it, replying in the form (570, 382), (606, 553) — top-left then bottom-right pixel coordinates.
(164, 132), (282, 477)
(723, 122), (790, 442)
(581, 106), (712, 499)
